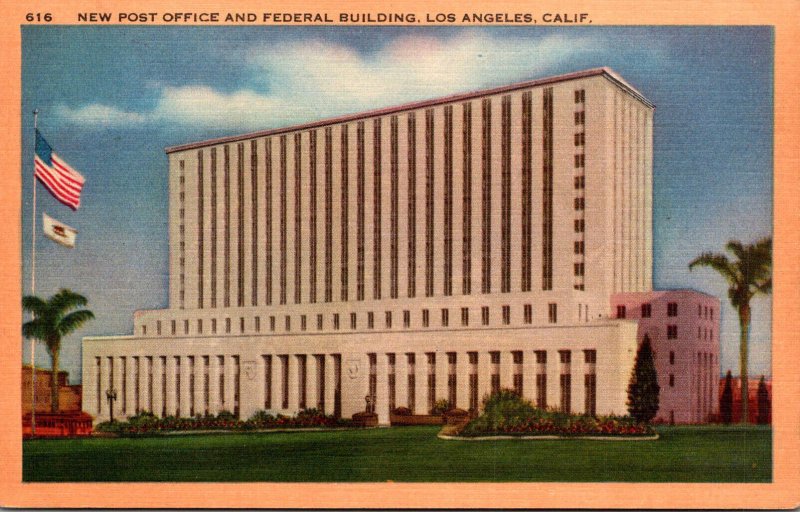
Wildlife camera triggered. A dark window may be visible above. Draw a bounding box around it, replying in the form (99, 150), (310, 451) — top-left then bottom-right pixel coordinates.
(524, 304), (533, 324)
(641, 303), (652, 318)
(668, 302), (678, 317)
(422, 309), (430, 327)
(441, 308), (449, 327)
(669, 351), (675, 365)
(385, 311), (392, 329)
(301, 315), (307, 331)
(367, 312), (374, 329)
(617, 305), (626, 319)
(481, 306), (490, 326)
(461, 307), (469, 326)
(502, 305), (511, 325)
(669, 374), (675, 387)
(548, 303), (557, 324)
(667, 325), (678, 339)
(403, 310), (411, 328)
(333, 313), (340, 330)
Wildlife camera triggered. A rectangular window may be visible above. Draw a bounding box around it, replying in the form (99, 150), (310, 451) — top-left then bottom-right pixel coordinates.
(133, 356), (140, 413)
(668, 302), (678, 317)
(142, 324), (147, 336)
(225, 318), (231, 334)
(443, 105), (453, 297)
(316, 355), (326, 412)
(301, 314), (307, 331)
(308, 132), (317, 304)
(501, 95), (511, 294)
(422, 309), (430, 327)
(574, 197), (585, 210)
(324, 129), (333, 302)
(447, 352), (457, 408)
(441, 308), (449, 327)
(280, 355), (289, 409)
(263, 355), (272, 409)
(481, 306), (490, 326)
(502, 305), (511, 325)
(317, 314), (323, 331)
(468, 352), (478, 413)
(669, 374), (675, 387)
(542, 87), (553, 290)
(356, 122), (366, 301)
(481, 98), (492, 294)
(407, 113), (417, 298)
(548, 303), (558, 324)
(490, 351), (500, 395)
(174, 356), (181, 417)
(670, 351), (675, 365)
(461, 307), (469, 326)
(584, 373), (596, 417)
(269, 316), (275, 332)
(254, 316), (260, 333)
(641, 303), (652, 318)
(372, 119), (382, 301)
(293, 135), (302, 305)
(574, 219), (585, 233)
(574, 132), (585, 146)
(367, 311), (374, 329)
(512, 351), (523, 396)
(183, 319), (189, 334)
(239, 317), (245, 333)
(617, 305), (626, 319)
(424, 109), (435, 298)
(407, 353), (416, 413)
(426, 353), (436, 413)
(285, 315), (291, 331)
(171, 320), (176, 335)
(574, 110), (585, 125)
(559, 350), (571, 414)
(574, 89), (585, 103)
(202, 356), (209, 415)
(403, 310), (411, 328)
(574, 240), (585, 255)
(350, 312), (356, 330)
(388, 353), (396, 412)
(524, 304), (533, 324)
(385, 311), (392, 329)
(209, 318), (216, 334)
(667, 325), (678, 339)
(297, 355), (307, 410)
(390, 116), (399, 299)
(333, 313), (340, 330)
(340, 126), (349, 301)
(217, 356), (225, 413)
(156, 320), (161, 335)
(462, 101), (473, 295)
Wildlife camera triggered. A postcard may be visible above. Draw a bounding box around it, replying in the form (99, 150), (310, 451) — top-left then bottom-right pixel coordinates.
(0, 0), (798, 508)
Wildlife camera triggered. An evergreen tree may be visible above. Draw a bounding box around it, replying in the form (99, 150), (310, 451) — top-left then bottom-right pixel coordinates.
(720, 370), (733, 424)
(627, 334), (660, 423)
(756, 375), (770, 424)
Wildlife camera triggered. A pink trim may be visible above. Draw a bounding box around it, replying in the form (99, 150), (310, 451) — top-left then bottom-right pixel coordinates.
(166, 67), (653, 154)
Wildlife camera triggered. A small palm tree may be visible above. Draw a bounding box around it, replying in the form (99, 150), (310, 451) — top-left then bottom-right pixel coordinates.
(689, 237), (771, 424)
(22, 289), (94, 412)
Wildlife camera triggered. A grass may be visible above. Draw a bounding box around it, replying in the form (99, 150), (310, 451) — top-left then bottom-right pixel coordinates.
(23, 424), (771, 482)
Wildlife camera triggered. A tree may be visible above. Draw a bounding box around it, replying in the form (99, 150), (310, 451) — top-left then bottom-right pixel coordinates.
(757, 375), (771, 425)
(689, 237), (771, 423)
(627, 334), (660, 423)
(22, 289), (94, 412)
(720, 370), (733, 424)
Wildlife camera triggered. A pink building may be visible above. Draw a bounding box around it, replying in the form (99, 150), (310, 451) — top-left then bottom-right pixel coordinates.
(612, 290), (720, 424)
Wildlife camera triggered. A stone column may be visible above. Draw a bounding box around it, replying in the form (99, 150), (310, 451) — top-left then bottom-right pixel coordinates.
(523, 350), (537, 404)
(209, 355), (220, 415)
(500, 350), (514, 391)
(307, 354), (319, 412)
(477, 351), (492, 411)
(435, 351), (448, 408)
(375, 353), (390, 425)
(324, 354), (337, 416)
(456, 351), (471, 411)
(286, 354), (298, 415)
(395, 352), (408, 410)
(413, 353), (426, 415)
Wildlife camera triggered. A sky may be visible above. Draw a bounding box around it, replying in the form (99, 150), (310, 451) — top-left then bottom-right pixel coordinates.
(20, 26), (773, 384)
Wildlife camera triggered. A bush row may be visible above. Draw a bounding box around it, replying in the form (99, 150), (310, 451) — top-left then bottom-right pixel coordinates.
(458, 389), (656, 437)
(95, 408), (350, 435)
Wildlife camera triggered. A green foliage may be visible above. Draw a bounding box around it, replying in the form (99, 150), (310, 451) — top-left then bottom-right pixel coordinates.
(720, 371), (734, 424)
(216, 410), (237, 421)
(431, 399), (451, 415)
(627, 335), (660, 424)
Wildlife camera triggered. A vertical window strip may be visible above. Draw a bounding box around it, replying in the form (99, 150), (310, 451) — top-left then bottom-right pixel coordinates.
(462, 102), (472, 295)
(179, 159), (185, 309)
(294, 133), (302, 304)
(340, 125), (349, 301)
(237, 143), (245, 307)
(542, 88), (554, 290)
(521, 91), (533, 291)
(264, 138), (272, 305)
(197, 151), (204, 308)
(501, 95), (511, 293)
(223, 147), (231, 307)
(356, 122), (365, 301)
(574, 89), (586, 291)
(390, 115), (399, 299)
(250, 140), (258, 305)
(407, 113), (417, 298)
(425, 108), (435, 297)
(373, 118), (382, 300)
(279, 136), (287, 305)
(210, 148), (217, 307)
(324, 128), (333, 302)
(443, 105), (453, 296)
(309, 130), (318, 303)
(481, 98), (492, 294)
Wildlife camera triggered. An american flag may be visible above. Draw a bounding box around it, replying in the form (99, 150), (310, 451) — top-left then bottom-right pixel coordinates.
(34, 130), (85, 210)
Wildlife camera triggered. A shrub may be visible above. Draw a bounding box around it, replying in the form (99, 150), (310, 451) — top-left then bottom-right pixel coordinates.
(627, 334), (660, 423)
(430, 399), (451, 415)
(720, 370), (734, 424)
(392, 407), (412, 416)
(216, 410), (237, 421)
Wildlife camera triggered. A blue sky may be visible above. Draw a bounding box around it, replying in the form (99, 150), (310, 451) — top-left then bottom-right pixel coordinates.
(21, 26), (773, 384)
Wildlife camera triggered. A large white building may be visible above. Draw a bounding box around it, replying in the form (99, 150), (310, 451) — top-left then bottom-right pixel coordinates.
(82, 67), (719, 424)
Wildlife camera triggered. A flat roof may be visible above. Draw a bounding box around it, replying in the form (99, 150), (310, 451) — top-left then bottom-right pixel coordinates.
(166, 67), (653, 154)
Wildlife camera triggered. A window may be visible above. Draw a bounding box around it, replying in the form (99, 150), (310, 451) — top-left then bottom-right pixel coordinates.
(512, 351), (523, 396)
(426, 353), (436, 413)
(142, 324), (147, 336)
(385, 311), (392, 328)
(269, 316), (275, 332)
(574, 111), (585, 125)
(574, 263), (584, 277)
(284, 315), (291, 331)
(388, 353), (396, 412)
(447, 352), (457, 408)
(669, 351), (675, 365)
(441, 308), (449, 327)
(617, 305), (626, 319)
(211, 318), (217, 334)
(301, 315), (308, 331)
(225, 318), (231, 334)
(156, 320), (161, 335)
(468, 352), (478, 413)
(574, 154), (585, 168)
(574, 132), (585, 146)
(502, 305), (511, 325)
(263, 355), (272, 409)
(574, 240), (584, 254)
(333, 313), (340, 330)
(574, 175), (585, 189)
(584, 349), (596, 364)
(239, 317), (244, 333)
(422, 309), (430, 327)
(641, 303), (652, 318)
(481, 306), (490, 326)
(668, 302), (678, 317)
(574, 219), (585, 233)
(407, 353), (416, 413)
(403, 310), (411, 328)
(548, 303), (558, 324)
(667, 325), (678, 339)
(350, 312), (356, 330)
(669, 374), (675, 387)
(574, 89), (585, 103)
(704, 306), (708, 319)
(535, 350), (547, 408)
(524, 304), (533, 324)
(254, 316), (260, 333)
(710, 308), (714, 321)
(559, 350), (572, 414)
(698, 304), (702, 317)
(317, 314), (323, 330)
(574, 197), (585, 210)
(461, 307), (469, 326)
(171, 319), (177, 335)
(367, 354), (376, 413)
(367, 312), (374, 329)
(490, 351), (500, 395)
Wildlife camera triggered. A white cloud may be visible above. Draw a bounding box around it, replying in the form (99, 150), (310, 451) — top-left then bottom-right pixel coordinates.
(56, 31), (603, 130)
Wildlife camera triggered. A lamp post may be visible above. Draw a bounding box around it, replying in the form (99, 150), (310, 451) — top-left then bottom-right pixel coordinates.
(106, 388), (118, 422)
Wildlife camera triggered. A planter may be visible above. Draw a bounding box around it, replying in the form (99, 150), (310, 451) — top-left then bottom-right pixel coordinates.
(389, 414), (444, 426)
(351, 411), (378, 427)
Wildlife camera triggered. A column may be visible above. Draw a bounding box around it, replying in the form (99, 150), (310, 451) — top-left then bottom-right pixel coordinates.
(500, 351), (514, 390)
(477, 351), (492, 409)
(456, 351), (471, 410)
(112, 356), (123, 420)
(523, 350), (537, 404)
(395, 352), (408, 410)
(307, 355), (319, 412)
(324, 354), (336, 415)
(413, 353), (426, 415)
(546, 350), (560, 410)
(435, 351), (448, 407)
(574, 351), (586, 415)
(209, 355), (220, 415)
(286, 354), (298, 414)
(152, 357), (164, 417)
(242, 141), (254, 307)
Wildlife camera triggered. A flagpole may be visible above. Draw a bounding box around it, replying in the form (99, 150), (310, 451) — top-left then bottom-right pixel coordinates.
(30, 109), (38, 437)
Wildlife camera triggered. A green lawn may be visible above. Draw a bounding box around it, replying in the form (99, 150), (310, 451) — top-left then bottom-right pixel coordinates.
(23, 425), (771, 482)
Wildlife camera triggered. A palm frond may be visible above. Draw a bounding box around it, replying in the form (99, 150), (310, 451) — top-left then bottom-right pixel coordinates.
(22, 318), (48, 340)
(725, 240), (746, 262)
(50, 289), (89, 316)
(688, 252), (740, 286)
(22, 295), (48, 316)
(58, 309), (95, 337)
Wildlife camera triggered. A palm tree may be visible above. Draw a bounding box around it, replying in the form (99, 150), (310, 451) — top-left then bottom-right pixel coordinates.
(689, 237), (771, 424)
(22, 289), (94, 412)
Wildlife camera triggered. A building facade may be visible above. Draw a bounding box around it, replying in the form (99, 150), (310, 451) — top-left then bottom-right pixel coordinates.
(83, 67), (718, 424)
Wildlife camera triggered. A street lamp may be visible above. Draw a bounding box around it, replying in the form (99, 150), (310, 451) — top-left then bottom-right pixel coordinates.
(106, 388), (118, 422)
